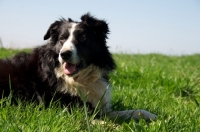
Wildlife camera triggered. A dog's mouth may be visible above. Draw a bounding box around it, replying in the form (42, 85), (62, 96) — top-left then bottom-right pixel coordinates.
(63, 61), (82, 75)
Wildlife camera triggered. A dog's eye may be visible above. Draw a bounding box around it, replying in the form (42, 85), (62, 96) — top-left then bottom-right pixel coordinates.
(60, 37), (65, 40)
(79, 35), (87, 42)
(59, 37), (66, 44)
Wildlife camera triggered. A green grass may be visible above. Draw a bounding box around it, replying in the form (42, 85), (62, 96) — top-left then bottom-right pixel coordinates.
(0, 48), (31, 58)
(0, 48), (200, 131)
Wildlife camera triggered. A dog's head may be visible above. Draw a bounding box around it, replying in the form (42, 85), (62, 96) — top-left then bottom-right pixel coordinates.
(44, 13), (116, 76)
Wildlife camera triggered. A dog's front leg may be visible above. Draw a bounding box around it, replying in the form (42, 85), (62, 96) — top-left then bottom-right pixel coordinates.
(106, 110), (157, 122)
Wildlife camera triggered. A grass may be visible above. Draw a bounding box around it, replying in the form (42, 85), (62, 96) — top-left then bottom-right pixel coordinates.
(0, 48), (200, 131)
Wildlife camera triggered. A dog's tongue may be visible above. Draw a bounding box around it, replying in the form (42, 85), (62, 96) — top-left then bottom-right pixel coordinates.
(63, 62), (76, 75)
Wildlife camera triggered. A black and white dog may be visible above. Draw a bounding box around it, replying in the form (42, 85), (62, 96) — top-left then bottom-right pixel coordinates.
(0, 13), (156, 121)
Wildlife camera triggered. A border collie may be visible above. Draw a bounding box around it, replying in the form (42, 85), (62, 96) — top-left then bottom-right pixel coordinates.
(0, 13), (156, 121)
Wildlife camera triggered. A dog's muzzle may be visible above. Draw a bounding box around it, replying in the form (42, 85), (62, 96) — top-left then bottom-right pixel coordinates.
(59, 50), (82, 75)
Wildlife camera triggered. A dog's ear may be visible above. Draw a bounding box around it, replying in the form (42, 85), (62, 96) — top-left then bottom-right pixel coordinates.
(44, 21), (61, 40)
(81, 13), (109, 38)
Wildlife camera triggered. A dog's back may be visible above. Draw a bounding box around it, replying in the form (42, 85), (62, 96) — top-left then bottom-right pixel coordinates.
(0, 52), (37, 99)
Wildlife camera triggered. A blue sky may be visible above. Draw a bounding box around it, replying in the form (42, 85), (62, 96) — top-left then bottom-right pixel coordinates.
(0, 0), (200, 55)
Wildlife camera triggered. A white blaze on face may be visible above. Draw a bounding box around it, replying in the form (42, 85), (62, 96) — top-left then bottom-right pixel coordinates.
(59, 23), (79, 64)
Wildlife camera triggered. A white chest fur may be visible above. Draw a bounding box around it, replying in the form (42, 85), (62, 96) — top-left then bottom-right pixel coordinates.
(54, 64), (112, 113)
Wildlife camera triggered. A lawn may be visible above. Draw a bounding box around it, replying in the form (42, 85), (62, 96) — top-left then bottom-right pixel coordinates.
(0, 48), (200, 131)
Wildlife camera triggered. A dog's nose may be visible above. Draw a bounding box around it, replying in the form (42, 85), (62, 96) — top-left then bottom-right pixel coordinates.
(60, 50), (72, 60)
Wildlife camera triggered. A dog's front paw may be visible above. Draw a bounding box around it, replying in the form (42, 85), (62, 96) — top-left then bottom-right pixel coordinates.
(132, 110), (157, 121)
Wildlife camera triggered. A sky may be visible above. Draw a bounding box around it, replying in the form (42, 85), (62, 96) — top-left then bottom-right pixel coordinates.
(0, 0), (200, 55)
